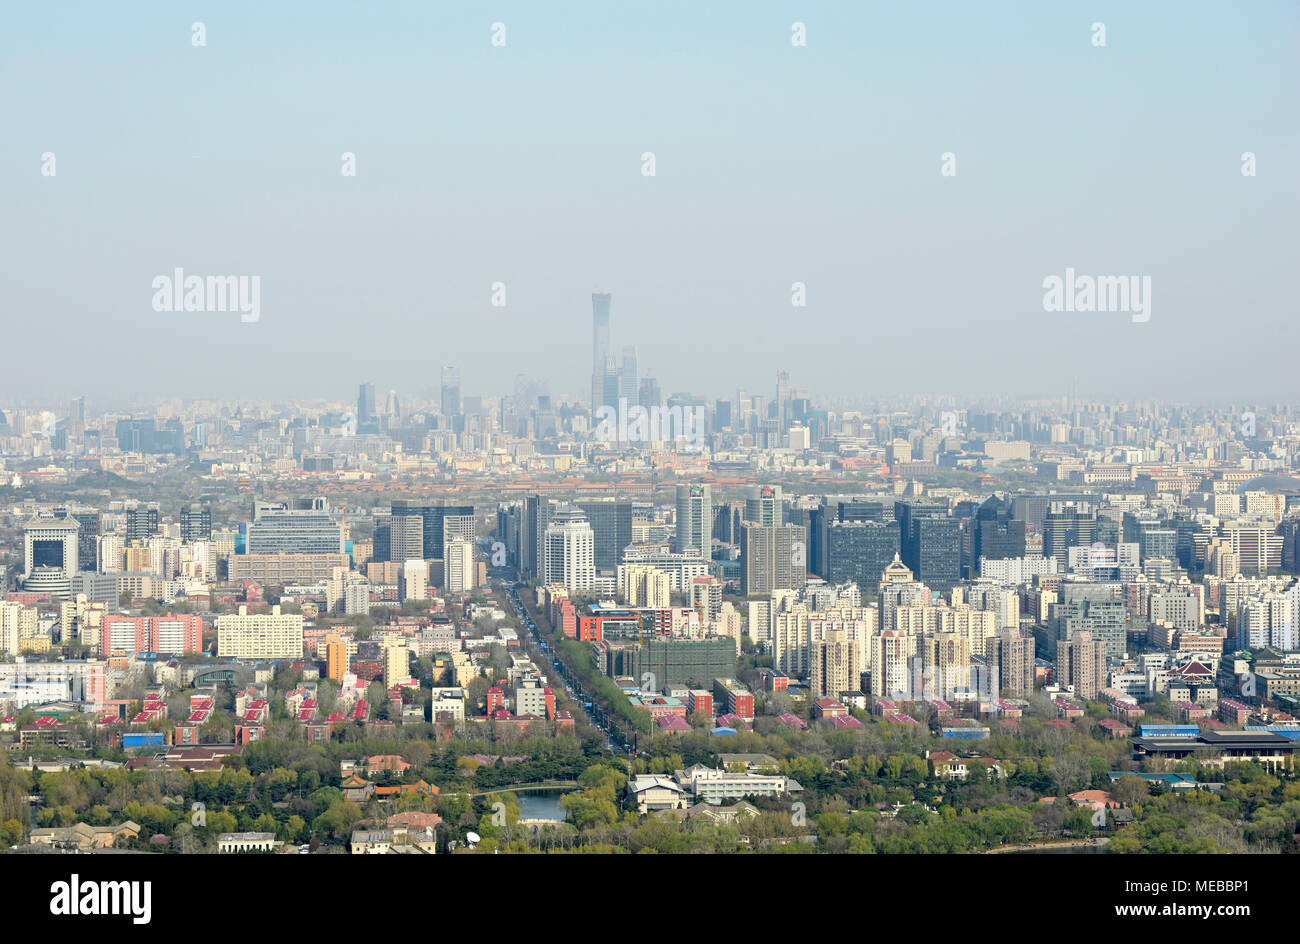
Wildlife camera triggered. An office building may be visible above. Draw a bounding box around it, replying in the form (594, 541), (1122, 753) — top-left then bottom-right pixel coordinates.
(389, 500), (474, 562)
(744, 485), (783, 527)
(824, 520), (900, 595)
(974, 496), (1027, 563)
(357, 382), (377, 426)
(1043, 502), (1097, 567)
(180, 503), (212, 543)
(228, 553), (350, 584)
(896, 500), (961, 593)
(576, 499), (633, 572)
(374, 513), (425, 563)
(620, 346), (639, 408)
(24, 517), (80, 582)
(245, 499), (344, 555)
(440, 366), (461, 427)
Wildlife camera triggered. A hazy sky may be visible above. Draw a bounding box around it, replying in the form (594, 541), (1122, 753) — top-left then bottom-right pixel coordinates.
(2, 1), (1297, 409)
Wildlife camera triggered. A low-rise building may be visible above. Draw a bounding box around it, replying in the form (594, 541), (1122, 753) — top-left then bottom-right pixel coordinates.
(217, 832), (280, 853)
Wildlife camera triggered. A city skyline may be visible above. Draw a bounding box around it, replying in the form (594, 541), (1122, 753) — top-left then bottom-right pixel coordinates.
(3, 0), (1300, 881)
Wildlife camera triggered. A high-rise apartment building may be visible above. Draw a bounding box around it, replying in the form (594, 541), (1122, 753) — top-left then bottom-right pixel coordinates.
(923, 633), (972, 700)
(740, 522), (807, 595)
(399, 559), (429, 602)
(544, 506), (596, 594)
(100, 613), (204, 658)
(675, 483), (712, 558)
(444, 539), (475, 593)
(216, 605), (304, 660)
(809, 628), (861, 699)
(870, 630), (916, 699)
(1057, 629), (1106, 701)
(988, 628), (1036, 698)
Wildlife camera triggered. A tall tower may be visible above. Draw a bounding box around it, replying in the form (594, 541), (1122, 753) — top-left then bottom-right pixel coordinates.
(440, 366), (461, 418)
(620, 345), (639, 409)
(357, 383), (376, 426)
(591, 293), (612, 412)
(775, 370), (791, 432)
(675, 483), (713, 558)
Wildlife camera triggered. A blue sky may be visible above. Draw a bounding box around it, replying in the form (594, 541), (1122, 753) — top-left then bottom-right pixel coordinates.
(2, 1), (1297, 408)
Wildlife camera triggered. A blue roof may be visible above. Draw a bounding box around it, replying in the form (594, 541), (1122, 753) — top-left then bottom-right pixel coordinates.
(710, 727), (737, 735)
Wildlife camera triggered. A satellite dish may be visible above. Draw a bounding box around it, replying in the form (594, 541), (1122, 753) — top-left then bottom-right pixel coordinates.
(466, 831), (481, 845)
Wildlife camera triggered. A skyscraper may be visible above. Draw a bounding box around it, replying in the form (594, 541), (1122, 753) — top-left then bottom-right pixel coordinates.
(620, 346), (639, 409)
(591, 292), (612, 412)
(389, 500), (474, 562)
(357, 382), (376, 426)
(544, 506), (596, 593)
(775, 370), (791, 432)
(639, 375), (662, 408)
(974, 496), (1027, 564)
(896, 500), (960, 592)
(1043, 501), (1097, 566)
(374, 513), (424, 563)
(180, 503), (212, 543)
(675, 483), (712, 558)
(744, 485), (784, 527)
(576, 499), (633, 572)
(440, 366), (462, 431)
(740, 522), (807, 595)
(825, 520), (900, 593)
(124, 502), (161, 544)
(521, 495), (556, 581)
